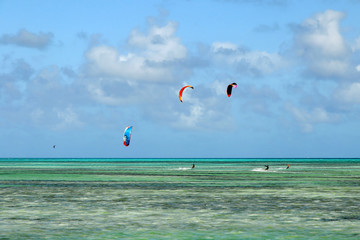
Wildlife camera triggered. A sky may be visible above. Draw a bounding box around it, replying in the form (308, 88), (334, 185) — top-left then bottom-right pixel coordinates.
(1, 0), (360, 158)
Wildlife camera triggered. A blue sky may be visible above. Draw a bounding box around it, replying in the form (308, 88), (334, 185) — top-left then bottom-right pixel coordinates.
(1, 0), (360, 158)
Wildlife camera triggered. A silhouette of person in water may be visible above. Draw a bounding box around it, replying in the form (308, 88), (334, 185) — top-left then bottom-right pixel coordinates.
(192, 164), (195, 169)
(264, 165), (269, 171)
(286, 164), (290, 169)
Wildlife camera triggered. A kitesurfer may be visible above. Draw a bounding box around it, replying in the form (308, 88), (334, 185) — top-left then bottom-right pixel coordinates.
(264, 165), (269, 171)
(192, 164), (195, 169)
(286, 164), (290, 169)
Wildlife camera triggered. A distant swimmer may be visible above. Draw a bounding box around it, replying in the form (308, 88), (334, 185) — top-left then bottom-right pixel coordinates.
(264, 165), (269, 171)
(53, 145), (56, 149)
(286, 164), (290, 169)
(192, 164), (195, 169)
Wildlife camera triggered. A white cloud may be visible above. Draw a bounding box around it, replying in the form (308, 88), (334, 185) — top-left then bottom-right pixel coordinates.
(301, 10), (346, 56)
(308, 59), (349, 77)
(169, 100), (235, 130)
(293, 10), (350, 78)
(352, 36), (360, 51)
(128, 22), (187, 62)
(85, 46), (171, 82)
(335, 82), (360, 103)
(87, 83), (123, 106)
(86, 79), (141, 106)
(84, 22), (187, 83)
(211, 42), (284, 77)
(285, 103), (339, 132)
(176, 103), (205, 128)
(55, 107), (83, 129)
(211, 80), (228, 96)
(356, 65), (360, 72)
(0, 64), (88, 130)
(212, 42), (238, 52)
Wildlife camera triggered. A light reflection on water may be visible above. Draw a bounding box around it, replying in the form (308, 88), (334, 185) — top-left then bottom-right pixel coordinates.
(0, 160), (359, 239)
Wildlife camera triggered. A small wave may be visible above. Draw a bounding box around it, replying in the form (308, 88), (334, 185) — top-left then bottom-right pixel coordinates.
(177, 167), (191, 170)
(252, 168), (266, 172)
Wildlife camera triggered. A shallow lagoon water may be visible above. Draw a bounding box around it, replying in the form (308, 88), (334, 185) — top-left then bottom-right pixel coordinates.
(0, 159), (359, 239)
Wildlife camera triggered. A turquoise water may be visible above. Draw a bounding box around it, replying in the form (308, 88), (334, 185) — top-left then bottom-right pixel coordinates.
(0, 159), (359, 239)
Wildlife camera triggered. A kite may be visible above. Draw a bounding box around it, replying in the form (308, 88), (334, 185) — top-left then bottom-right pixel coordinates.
(123, 126), (133, 147)
(227, 83), (237, 97)
(179, 85), (194, 102)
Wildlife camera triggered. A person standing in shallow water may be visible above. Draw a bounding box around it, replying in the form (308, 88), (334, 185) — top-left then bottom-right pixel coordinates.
(286, 164), (290, 169)
(264, 165), (269, 171)
(192, 164), (195, 169)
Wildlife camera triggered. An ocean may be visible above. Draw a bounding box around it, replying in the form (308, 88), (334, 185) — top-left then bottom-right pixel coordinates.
(0, 158), (359, 239)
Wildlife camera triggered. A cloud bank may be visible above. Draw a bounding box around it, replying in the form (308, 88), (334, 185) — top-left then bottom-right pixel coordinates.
(2, 9), (360, 135)
(0, 29), (53, 50)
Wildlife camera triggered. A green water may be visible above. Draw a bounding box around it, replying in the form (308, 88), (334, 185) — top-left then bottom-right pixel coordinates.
(0, 159), (359, 239)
